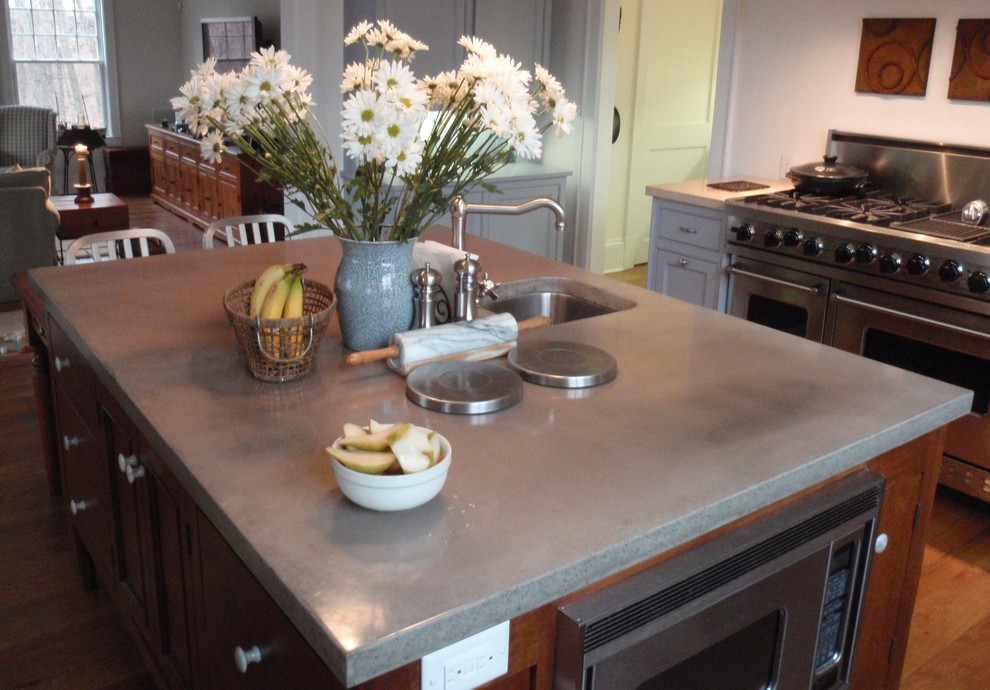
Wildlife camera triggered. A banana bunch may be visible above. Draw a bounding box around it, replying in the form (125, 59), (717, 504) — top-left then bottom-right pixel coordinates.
(249, 263), (308, 319)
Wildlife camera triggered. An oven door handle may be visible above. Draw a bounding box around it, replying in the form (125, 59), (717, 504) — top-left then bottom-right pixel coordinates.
(726, 265), (823, 295)
(831, 293), (990, 341)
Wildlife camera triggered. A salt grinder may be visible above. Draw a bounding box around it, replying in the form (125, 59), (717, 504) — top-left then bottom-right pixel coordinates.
(453, 254), (483, 322)
(410, 262), (443, 329)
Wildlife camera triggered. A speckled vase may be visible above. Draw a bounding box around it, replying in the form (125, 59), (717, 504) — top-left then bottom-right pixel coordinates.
(334, 236), (416, 351)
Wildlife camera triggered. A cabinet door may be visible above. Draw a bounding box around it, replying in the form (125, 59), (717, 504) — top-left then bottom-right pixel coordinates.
(57, 391), (115, 582)
(651, 248), (720, 309)
(475, 0), (549, 67)
(197, 514), (337, 689)
(102, 395), (196, 689)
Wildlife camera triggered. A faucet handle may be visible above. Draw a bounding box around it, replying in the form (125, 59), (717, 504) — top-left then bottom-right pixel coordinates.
(478, 273), (500, 301)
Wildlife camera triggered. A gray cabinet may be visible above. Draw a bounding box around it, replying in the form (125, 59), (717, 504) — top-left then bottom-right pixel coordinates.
(647, 198), (727, 310)
(344, 0), (550, 74)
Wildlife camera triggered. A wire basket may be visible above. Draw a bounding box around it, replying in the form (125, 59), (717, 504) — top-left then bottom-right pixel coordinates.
(224, 278), (336, 382)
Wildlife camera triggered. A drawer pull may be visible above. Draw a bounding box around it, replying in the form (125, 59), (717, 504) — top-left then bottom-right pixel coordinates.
(63, 435), (84, 450)
(55, 356), (70, 372)
(234, 645), (263, 673)
(70, 499), (91, 514)
(126, 465), (146, 484)
(678, 225), (698, 234)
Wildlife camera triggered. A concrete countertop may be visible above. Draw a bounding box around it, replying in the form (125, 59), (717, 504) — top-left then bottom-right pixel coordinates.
(27, 230), (972, 686)
(646, 177), (793, 210)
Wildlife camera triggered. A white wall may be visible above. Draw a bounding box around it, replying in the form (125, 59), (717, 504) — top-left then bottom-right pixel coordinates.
(722, 0), (990, 179)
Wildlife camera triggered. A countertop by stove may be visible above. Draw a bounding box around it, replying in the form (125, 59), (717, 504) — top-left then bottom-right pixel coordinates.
(646, 177), (793, 210)
(27, 229), (971, 686)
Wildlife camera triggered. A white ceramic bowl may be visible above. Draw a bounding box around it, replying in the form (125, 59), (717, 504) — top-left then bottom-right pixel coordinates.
(330, 434), (451, 511)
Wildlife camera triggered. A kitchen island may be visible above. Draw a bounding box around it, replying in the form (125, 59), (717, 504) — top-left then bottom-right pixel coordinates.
(24, 229), (971, 688)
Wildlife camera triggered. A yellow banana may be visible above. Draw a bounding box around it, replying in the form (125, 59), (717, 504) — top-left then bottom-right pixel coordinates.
(249, 263), (291, 317)
(260, 274), (294, 320)
(283, 274), (304, 319)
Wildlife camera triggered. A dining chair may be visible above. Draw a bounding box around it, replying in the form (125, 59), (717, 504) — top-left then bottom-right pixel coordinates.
(202, 214), (295, 249)
(64, 228), (176, 265)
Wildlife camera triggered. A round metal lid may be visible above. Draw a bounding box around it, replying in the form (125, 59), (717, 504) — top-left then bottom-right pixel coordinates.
(406, 361), (523, 414)
(508, 340), (617, 388)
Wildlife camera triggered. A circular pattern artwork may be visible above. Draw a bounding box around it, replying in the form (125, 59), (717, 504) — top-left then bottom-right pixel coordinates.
(855, 18), (935, 96)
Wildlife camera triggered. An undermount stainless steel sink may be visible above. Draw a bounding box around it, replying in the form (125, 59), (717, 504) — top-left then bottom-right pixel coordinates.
(481, 277), (636, 325)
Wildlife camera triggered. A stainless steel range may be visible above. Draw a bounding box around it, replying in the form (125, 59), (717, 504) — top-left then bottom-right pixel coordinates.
(725, 131), (990, 502)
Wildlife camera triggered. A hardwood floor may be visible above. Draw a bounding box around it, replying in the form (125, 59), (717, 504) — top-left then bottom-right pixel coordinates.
(2, 197), (989, 688)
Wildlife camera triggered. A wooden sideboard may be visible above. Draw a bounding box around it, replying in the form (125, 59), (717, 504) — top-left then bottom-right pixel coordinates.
(147, 125), (283, 229)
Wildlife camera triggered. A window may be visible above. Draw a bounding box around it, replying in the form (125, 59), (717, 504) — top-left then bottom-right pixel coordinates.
(5, 0), (116, 133)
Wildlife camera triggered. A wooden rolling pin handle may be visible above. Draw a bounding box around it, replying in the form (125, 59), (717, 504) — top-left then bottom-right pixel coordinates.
(517, 316), (550, 331)
(344, 344), (400, 366)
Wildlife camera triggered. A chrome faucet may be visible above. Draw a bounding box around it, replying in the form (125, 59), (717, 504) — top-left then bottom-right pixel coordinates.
(449, 195), (566, 252)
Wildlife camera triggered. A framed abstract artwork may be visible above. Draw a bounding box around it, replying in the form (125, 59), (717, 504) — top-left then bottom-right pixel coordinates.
(855, 18), (935, 96)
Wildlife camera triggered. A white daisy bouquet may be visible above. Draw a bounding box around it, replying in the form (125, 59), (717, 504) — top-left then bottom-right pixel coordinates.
(172, 20), (576, 242)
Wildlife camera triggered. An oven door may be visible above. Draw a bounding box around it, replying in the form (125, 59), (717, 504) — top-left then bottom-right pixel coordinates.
(830, 283), (990, 483)
(726, 257), (830, 342)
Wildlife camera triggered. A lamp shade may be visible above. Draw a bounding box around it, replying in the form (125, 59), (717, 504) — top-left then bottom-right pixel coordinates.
(57, 124), (106, 150)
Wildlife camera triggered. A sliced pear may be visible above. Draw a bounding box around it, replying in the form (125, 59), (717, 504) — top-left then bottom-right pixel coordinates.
(368, 419), (394, 433)
(388, 423), (433, 473)
(342, 422), (367, 438)
(427, 431), (442, 466)
(339, 426), (393, 451)
(325, 446), (396, 474)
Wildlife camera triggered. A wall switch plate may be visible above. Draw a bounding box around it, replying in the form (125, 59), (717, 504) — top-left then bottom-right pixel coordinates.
(421, 620), (510, 690)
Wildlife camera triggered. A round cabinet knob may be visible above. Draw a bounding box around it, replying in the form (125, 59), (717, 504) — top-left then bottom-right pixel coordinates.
(63, 435), (83, 451)
(875, 533), (889, 554)
(54, 356), (70, 373)
(731, 224), (754, 241)
(234, 645), (263, 673)
(968, 271), (990, 294)
(763, 229), (783, 248)
(678, 258), (689, 267)
(834, 244), (855, 264)
(126, 465), (146, 484)
(802, 237), (824, 257)
(878, 253), (902, 274)
(118, 453), (137, 473)
(906, 254), (930, 276)
(69, 499), (90, 514)
(854, 243), (877, 265)
(783, 228), (803, 247)
(939, 260), (963, 283)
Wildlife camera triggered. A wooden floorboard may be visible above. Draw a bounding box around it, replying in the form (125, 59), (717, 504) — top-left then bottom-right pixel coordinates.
(2, 197), (989, 687)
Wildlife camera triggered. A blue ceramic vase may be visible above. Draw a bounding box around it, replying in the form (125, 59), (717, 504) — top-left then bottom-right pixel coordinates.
(334, 236), (416, 351)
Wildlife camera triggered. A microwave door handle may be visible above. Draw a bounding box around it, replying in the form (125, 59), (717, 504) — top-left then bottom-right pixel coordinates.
(726, 265), (823, 295)
(831, 293), (990, 341)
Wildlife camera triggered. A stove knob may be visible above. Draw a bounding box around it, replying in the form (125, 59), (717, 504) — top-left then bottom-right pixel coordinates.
(854, 243), (878, 265)
(783, 228), (803, 247)
(968, 271), (990, 294)
(906, 254), (930, 276)
(938, 260), (963, 283)
(878, 253), (902, 274)
(731, 223), (754, 241)
(802, 237), (825, 257)
(834, 244), (855, 264)
(763, 229), (783, 248)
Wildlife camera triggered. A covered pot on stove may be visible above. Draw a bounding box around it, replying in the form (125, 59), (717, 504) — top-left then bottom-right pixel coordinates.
(787, 155), (869, 194)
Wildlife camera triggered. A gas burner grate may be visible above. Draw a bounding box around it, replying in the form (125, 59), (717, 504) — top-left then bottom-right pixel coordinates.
(893, 212), (990, 242)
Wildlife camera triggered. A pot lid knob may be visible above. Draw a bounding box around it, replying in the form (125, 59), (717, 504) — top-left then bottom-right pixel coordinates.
(962, 200), (988, 225)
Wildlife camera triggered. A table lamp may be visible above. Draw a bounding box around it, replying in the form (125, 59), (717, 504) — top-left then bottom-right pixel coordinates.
(57, 124), (106, 202)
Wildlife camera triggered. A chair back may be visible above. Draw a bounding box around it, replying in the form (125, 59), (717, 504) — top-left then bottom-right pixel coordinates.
(64, 229), (176, 265)
(0, 105), (58, 172)
(203, 214), (295, 249)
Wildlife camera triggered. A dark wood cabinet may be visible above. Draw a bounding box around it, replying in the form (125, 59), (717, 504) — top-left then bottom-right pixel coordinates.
(147, 125), (283, 229)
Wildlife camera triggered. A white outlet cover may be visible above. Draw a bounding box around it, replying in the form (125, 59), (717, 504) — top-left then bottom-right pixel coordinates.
(421, 620), (510, 690)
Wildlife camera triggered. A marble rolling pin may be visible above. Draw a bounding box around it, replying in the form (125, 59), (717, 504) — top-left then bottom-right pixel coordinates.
(345, 314), (548, 375)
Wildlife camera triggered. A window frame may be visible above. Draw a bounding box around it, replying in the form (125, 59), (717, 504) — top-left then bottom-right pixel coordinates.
(1, 0), (120, 139)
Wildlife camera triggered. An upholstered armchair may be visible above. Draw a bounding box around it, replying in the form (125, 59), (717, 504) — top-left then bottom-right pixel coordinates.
(1, 167), (60, 304)
(0, 105), (59, 173)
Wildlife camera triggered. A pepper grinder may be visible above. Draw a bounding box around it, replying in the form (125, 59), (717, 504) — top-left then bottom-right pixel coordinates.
(410, 262), (443, 329)
(453, 254), (498, 322)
